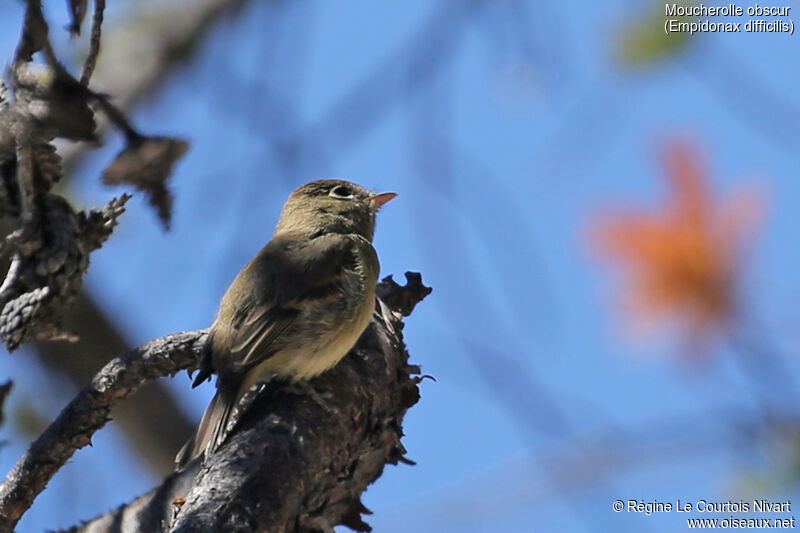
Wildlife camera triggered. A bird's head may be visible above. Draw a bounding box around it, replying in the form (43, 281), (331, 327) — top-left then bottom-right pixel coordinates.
(275, 179), (396, 241)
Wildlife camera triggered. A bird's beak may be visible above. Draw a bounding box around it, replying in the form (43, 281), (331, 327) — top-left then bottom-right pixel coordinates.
(369, 192), (398, 208)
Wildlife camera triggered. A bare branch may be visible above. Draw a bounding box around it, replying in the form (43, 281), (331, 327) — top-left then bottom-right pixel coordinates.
(0, 330), (208, 530)
(34, 292), (196, 476)
(80, 0), (106, 86)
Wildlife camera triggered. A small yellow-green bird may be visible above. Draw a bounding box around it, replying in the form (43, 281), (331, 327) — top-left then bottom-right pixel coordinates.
(176, 179), (396, 468)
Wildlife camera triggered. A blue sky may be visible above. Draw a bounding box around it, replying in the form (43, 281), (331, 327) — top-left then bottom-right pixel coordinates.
(1, 1), (800, 531)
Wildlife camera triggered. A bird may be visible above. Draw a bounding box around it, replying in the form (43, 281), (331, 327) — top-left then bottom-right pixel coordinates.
(175, 179), (396, 468)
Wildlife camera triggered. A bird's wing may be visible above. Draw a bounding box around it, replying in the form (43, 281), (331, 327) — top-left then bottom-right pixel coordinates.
(230, 306), (299, 369)
(227, 234), (362, 370)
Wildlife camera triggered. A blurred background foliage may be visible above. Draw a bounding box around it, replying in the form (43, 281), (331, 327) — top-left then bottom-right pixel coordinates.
(1, 0), (799, 531)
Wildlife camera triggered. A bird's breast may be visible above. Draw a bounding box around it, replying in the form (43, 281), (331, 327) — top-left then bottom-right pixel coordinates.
(261, 259), (377, 381)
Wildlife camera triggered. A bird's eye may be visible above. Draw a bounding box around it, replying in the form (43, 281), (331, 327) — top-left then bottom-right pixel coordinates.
(329, 185), (354, 199)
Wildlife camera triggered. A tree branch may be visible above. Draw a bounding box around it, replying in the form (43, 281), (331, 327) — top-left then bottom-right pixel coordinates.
(80, 0), (106, 86)
(35, 292), (197, 476)
(62, 274), (430, 533)
(0, 330), (208, 531)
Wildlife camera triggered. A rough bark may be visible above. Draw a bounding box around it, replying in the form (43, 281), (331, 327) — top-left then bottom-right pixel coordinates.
(169, 311), (419, 533)
(35, 292), (196, 476)
(0, 330), (208, 531)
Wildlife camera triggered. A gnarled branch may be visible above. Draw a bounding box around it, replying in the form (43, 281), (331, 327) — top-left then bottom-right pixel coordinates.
(1, 274), (430, 532)
(0, 330), (208, 531)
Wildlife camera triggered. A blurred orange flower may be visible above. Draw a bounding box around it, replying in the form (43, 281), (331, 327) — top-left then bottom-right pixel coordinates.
(589, 140), (767, 354)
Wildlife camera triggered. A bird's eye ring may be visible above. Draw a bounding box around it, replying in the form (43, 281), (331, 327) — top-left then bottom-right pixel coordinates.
(329, 185), (354, 199)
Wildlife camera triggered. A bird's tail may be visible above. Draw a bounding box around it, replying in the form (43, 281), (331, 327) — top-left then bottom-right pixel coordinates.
(175, 385), (237, 470)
